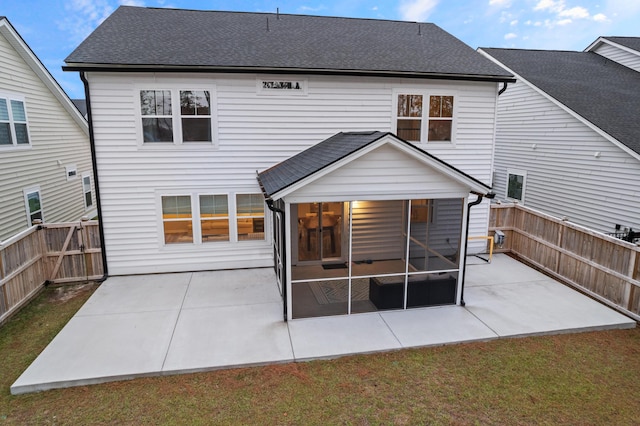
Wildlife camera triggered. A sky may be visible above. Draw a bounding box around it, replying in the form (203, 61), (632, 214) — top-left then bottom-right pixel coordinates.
(3, 0), (639, 99)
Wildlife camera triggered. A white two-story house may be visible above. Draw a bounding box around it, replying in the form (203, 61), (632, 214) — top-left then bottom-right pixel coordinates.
(65, 6), (513, 319)
(480, 38), (640, 241)
(0, 17), (95, 242)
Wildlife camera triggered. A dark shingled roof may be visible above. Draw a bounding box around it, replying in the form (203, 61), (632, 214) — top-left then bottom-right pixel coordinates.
(602, 36), (640, 52)
(71, 99), (87, 117)
(257, 131), (490, 198)
(64, 6), (513, 82)
(481, 48), (640, 155)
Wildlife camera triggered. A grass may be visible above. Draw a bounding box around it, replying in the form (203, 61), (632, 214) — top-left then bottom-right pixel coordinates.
(1, 284), (639, 425)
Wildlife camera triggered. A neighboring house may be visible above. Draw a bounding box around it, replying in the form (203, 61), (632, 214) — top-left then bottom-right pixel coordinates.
(0, 17), (95, 243)
(479, 40), (640, 238)
(64, 6), (513, 319)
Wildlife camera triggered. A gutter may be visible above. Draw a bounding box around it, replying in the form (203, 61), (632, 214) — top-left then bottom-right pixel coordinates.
(62, 64), (516, 84)
(460, 191), (495, 306)
(80, 72), (108, 281)
(265, 198), (287, 321)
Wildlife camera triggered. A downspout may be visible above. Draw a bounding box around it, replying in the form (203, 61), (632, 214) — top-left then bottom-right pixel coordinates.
(80, 72), (108, 281)
(265, 198), (287, 321)
(498, 82), (508, 96)
(460, 192), (495, 306)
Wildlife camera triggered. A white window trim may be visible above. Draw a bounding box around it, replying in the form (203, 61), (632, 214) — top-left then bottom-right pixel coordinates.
(506, 169), (527, 203)
(82, 173), (93, 210)
(0, 92), (32, 150)
(136, 86), (218, 149)
(23, 186), (43, 226)
(392, 89), (457, 145)
(66, 165), (78, 181)
(156, 190), (268, 248)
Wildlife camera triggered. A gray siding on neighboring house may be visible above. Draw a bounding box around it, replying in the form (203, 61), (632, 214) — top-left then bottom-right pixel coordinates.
(492, 79), (640, 234)
(0, 21), (94, 242)
(592, 42), (640, 72)
(87, 72), (497, 275)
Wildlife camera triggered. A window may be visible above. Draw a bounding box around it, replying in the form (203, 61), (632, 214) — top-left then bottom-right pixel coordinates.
(160, 192), (266, 245)
(140, 90), (173, 142)
(0, 97), (30, 146)
(162, 195), (193, 244)
(82, 174), (93, 209)
(66, 165), (77, 181)
(24, 188), (43, 226)
(236, 194), (265, 241)
(395, 93), (454, 143)
(428, 96), (453, 142)
(396, 94), (423, 142)
(180, 91), (211, 142)
(506, 170), (526, 202)
(140, 89), (214, 144)
(200, 194), (229, 242)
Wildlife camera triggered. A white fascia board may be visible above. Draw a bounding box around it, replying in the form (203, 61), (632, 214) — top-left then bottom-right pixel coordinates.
(478, 48), (640, 164)
(584, 37), (640, 57)
(0, 19), (89, 135)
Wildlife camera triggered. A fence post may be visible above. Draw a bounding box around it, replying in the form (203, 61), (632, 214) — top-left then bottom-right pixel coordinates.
(624, 249), (638, 310)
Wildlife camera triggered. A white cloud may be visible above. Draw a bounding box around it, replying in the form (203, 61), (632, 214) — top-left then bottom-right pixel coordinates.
(534, 0), (564, 13)
(592, 13), (608, 22)
(298, 5), (326, 12)
(57, 0), (115, 43)
(399, 0), (439, 21)
(556, 18), (573, 25)
(504, 32), (517, 39)
(559, 6), (589, 19)
(510, 19), (518, 26)
(489, 0), (512, 6)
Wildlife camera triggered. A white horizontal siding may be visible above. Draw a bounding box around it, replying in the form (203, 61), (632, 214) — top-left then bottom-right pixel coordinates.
(352, 200), (405, 261)
(288, 144), (469, 202)
(87, 72), (498, 274)
(0, 32), (94, 242)
(493, 79), (640, 234)
(593, 43), (640, 72)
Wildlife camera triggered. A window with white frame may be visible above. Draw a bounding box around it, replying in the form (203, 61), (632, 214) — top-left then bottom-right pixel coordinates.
(140, 89), (213, 144)
(199, 194), (229, 242)
(160, 192), (266, 245)
(66, 165), (78, 180)
(236, 194), (265, 241)
(24, 188), (43, 226)
(0, 96), (30, 147)
(82, 174), (93, 209)
(140, 90), (173, 142)
(395, 93), (455, 143)
(161, 195), (193, 244)
(506, 170), (526, 203)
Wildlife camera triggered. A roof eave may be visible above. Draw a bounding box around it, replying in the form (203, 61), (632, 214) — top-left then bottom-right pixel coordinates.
(62, 63), (515, 83)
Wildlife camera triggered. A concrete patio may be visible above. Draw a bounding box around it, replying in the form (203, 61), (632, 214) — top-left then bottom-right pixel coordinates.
(11, 254), (635, 394)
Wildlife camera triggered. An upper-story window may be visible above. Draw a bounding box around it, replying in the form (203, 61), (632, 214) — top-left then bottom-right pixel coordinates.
(140, 89), (214, 145)
(395, 93), (455, 143)
(0, 96), (30, 147)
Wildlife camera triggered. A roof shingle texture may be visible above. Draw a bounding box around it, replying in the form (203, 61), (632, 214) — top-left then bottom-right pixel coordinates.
(65, 6), (512, 80)
(603, 36), (640, 52)
(482, 48), (640, 155)
(258, 131), (388, 197)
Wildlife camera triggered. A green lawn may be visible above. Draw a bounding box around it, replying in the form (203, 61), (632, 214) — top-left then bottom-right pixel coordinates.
(1, 284), (639, 425)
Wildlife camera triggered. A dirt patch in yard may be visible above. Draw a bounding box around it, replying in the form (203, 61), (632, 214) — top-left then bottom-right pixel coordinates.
(46, 282), (99, 304)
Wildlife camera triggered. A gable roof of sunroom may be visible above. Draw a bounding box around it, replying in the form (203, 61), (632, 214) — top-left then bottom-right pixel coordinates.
(257, 131), (492, 200)
(63, 6), (514, 83)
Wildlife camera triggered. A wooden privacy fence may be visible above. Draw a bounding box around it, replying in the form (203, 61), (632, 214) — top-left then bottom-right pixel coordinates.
(0, 221), (103, 324)
(489, 204), (640, 322)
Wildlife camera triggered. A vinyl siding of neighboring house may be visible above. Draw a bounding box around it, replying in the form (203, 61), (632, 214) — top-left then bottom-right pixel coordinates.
(591, 42), (640, 72)
(87, 72), (498, 275)
(0, 21), (94, 242)
(492, 78), (640, 234)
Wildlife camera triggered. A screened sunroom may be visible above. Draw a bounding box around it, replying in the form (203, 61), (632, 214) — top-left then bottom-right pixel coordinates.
(257, 132), (492, 320)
